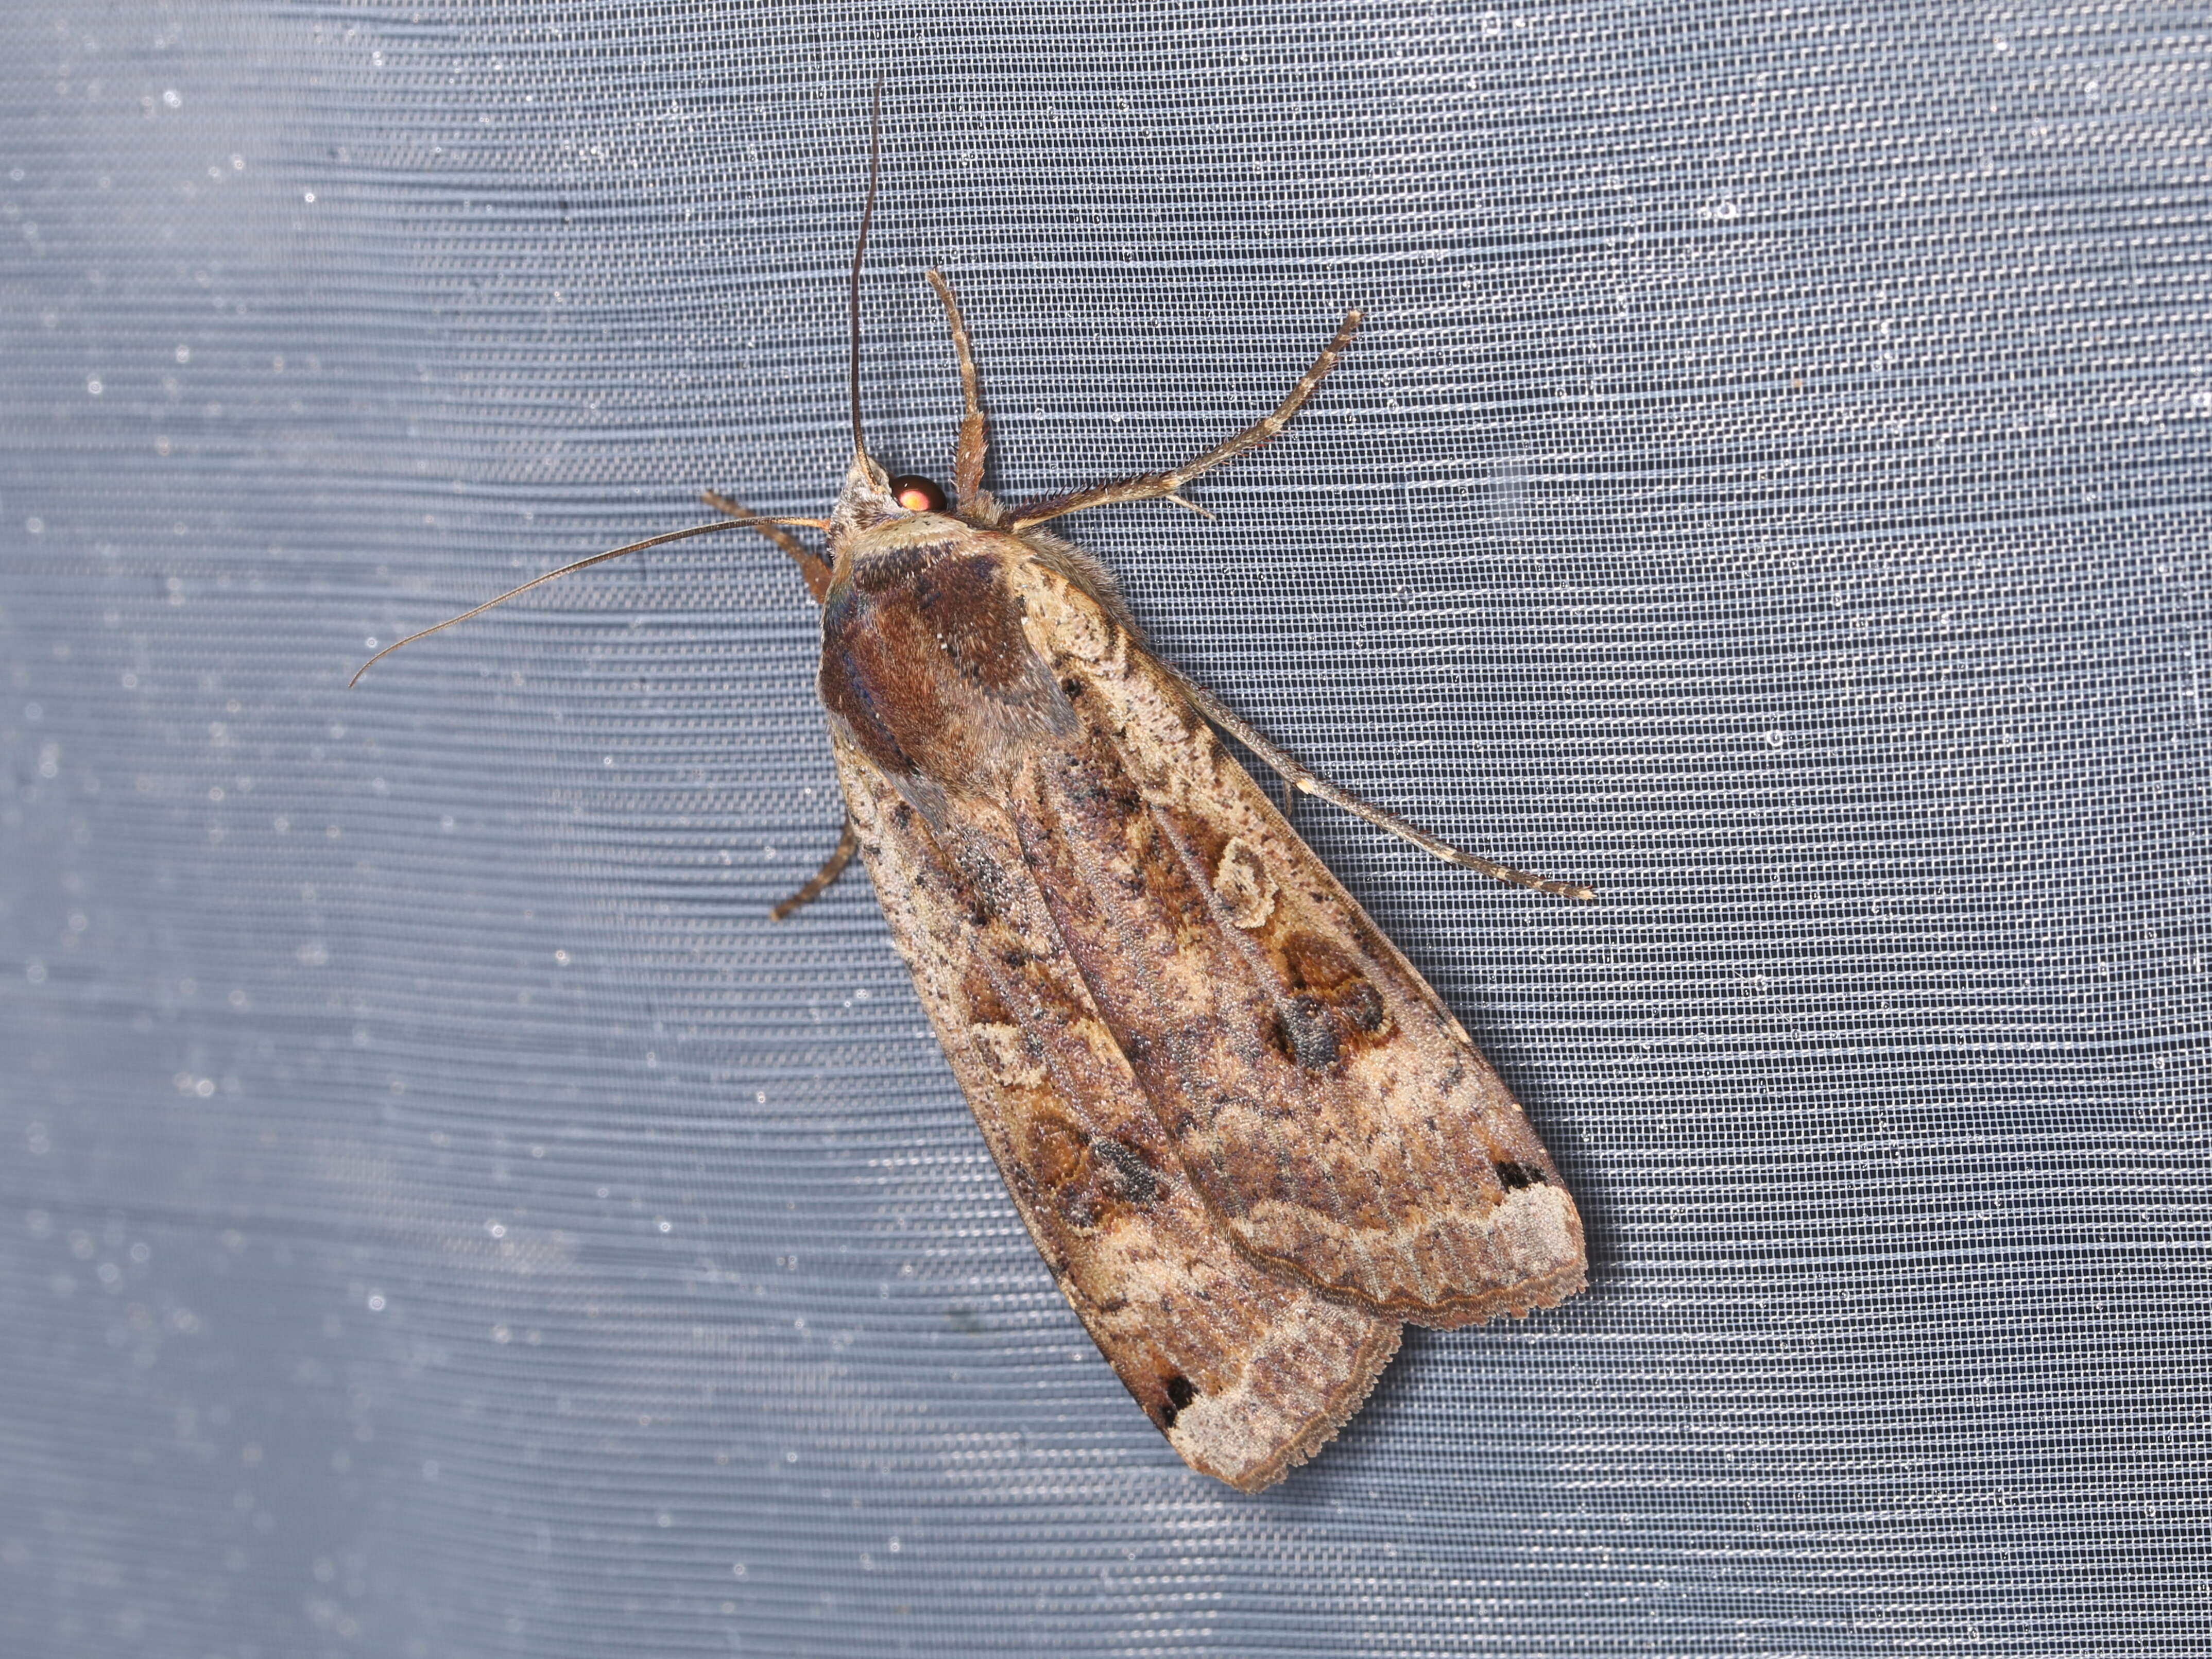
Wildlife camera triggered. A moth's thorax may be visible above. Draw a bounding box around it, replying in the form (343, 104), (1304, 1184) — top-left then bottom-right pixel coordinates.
(838, 508), (967, 564)
(816, 510), (1074, 812)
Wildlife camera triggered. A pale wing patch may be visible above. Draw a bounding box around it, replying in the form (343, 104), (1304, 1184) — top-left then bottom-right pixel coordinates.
(967, 1020), (1046, 1089)
(1211, 836), (1278, 930)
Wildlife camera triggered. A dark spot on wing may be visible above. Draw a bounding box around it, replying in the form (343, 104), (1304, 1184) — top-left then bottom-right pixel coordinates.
(1272, 997), (1342, 1070)
(1091, 1137), (1159, 1205)
(1060, 762), (1144, 819)
(1262, 930), (1391, 1068)
(1494, 1161), (1546, 1190)
(1157, 1372), (1199, 1429)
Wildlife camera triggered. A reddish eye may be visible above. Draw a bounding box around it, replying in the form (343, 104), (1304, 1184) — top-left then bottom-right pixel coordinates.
(889, 475), (948, 514)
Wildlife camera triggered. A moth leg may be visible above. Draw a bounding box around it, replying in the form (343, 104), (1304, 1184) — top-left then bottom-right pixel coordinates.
(700, 490), (835, 605)
(924, 269), (990, 509)
(692, 496), (850, 914)
(1005, 309), (1362, 531)
(770, 815), (861, 920)
(1171, 671), (1597, 901)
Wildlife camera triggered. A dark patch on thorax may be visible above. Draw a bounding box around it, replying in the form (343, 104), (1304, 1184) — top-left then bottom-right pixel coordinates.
(819, 532), (1069, 796)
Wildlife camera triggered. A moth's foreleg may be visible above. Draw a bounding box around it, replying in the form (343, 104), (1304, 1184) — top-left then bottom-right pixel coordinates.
(769, 815), (861, 920)
(700, 491), (835, 604)
(1006, 309), (1363, 531)
(1173, 672), (1596, 902)
(924, 270), (990, 510)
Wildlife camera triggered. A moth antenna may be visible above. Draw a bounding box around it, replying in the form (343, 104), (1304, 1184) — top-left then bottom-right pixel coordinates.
(348, 515), (832, 688)
(849, 74), (886, 461)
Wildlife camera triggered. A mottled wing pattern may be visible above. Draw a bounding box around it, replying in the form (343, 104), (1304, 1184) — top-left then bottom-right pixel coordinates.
(1006, 562), (1587, 1328)
(830, 728), (1402, 1492)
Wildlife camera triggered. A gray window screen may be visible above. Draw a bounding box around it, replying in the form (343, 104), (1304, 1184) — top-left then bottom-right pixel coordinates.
(3, 3), (2206, 1654)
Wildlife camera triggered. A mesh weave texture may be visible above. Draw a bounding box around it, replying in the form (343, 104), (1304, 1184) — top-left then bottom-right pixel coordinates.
(3, 3), (2207, 1654)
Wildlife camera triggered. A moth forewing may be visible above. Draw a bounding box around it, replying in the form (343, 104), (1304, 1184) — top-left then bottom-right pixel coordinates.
(999, 559), (1589, 1328)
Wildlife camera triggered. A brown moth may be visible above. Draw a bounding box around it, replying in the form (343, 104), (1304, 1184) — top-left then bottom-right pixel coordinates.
(355, 92), (1591, 1491)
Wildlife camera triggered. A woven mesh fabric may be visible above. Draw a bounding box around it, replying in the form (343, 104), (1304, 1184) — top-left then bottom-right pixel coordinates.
(4, 3), (2206, 1654)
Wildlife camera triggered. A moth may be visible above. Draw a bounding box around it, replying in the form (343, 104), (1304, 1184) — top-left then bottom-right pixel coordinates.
(356, 92), (1591, 1491)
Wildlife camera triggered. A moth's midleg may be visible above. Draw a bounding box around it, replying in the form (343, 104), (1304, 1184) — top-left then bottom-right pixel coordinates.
(923, 269), (990, 508)
(1172, 672), (1596, 902)
(1006, 308), (1363, 530)
(700, 491), (834, 603)
(769, 815), (860, 920)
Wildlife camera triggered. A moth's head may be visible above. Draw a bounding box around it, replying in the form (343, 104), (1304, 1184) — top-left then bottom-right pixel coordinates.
(831, 451), (953, 539)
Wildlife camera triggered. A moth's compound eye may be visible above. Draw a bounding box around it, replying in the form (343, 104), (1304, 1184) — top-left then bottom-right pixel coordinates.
(889, 475), (948, 514)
